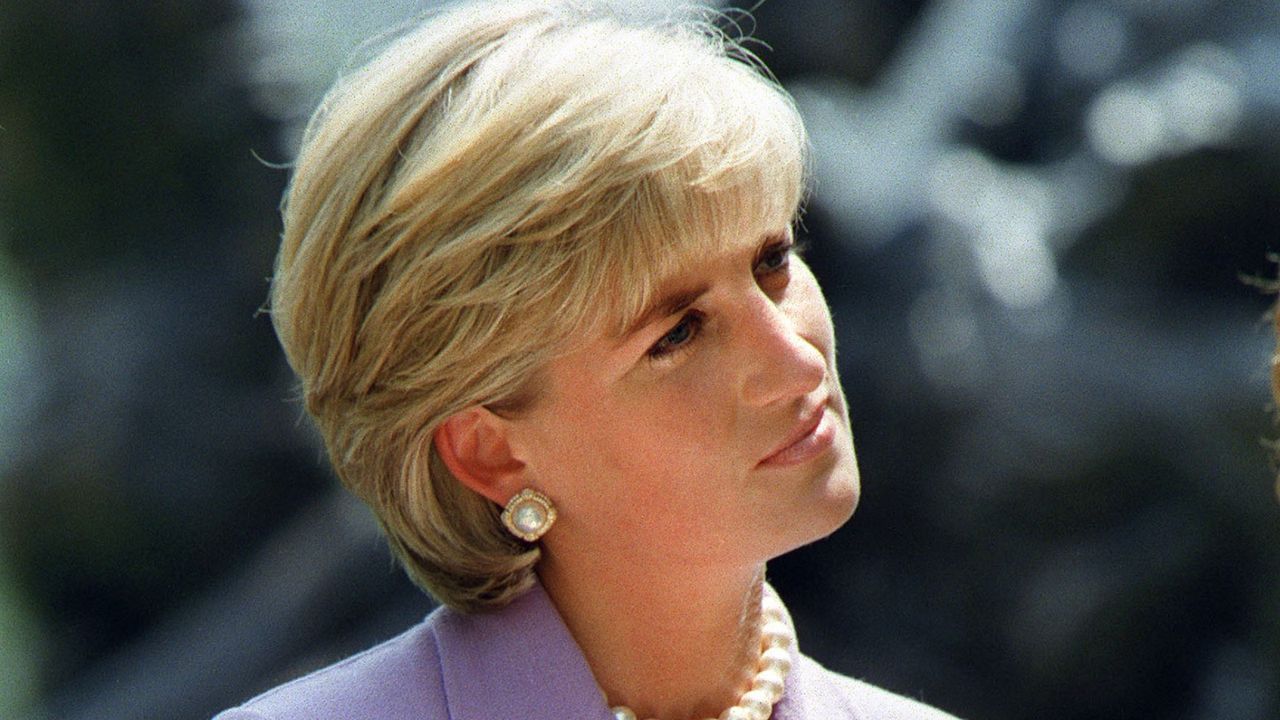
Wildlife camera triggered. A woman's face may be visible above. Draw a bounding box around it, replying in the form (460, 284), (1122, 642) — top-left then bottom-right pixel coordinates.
(507, 226), (860, 571)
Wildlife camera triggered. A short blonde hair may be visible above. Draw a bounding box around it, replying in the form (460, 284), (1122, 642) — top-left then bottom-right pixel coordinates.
(270, 0), (809, 612)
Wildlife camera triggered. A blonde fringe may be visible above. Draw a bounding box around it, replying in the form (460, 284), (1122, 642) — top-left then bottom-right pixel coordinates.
(269, 0), (807, 612)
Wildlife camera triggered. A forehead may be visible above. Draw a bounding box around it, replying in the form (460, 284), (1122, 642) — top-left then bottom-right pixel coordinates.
(604, 216), (795, 338)
(633, 225), (795, 333)
(505, 146), (805, 388)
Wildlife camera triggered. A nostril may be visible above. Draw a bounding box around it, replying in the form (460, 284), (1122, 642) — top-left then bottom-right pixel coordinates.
(795, 341), (826, 392)
(743, 329), (826, 407)
(736, 282), (831, 407)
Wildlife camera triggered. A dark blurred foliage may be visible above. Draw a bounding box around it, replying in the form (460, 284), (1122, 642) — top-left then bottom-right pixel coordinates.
(0, 1), (1277, 720)
(756, 2), (1280, 719)
(0, 0), (340, 709)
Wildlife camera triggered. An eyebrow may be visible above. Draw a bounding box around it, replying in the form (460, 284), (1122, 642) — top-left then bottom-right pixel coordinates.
(618, 284), (709, 341)
(612, 230), (794, 341)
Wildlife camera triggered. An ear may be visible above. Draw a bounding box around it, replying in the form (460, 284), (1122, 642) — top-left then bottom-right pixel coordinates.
(433, 406), (527, 506)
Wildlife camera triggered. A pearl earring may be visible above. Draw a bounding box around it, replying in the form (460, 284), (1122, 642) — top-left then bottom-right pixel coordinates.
(501, 488), (557, 542)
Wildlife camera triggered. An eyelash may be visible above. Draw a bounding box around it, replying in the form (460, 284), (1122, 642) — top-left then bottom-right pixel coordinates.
(756, 240), (800, 275)
(647, 311), (705, 361)
(645, 239), (799, 362)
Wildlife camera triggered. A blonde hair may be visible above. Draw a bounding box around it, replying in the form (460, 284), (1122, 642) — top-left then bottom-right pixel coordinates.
(270, 0), (809, 612)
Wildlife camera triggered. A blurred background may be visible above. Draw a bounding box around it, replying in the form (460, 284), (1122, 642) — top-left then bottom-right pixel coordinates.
(1, 0), (1277, 718)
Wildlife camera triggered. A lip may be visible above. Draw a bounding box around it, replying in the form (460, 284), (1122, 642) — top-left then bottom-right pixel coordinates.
(757, 403), (836, 468)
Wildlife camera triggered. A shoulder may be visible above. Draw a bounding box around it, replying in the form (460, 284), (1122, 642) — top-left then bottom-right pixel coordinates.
(211, 582), (613, 720)
(830, 673), (962, 720)
(789, 654), (963, 720)
(211, 613), (448, 720)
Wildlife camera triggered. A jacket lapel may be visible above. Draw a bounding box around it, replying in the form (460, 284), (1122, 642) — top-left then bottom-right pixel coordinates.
(431, 582), (613, 720)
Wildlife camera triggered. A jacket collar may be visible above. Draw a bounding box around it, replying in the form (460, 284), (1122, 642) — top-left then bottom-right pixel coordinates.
(430, 580), (613, 720)
(430, 579), (828, 720)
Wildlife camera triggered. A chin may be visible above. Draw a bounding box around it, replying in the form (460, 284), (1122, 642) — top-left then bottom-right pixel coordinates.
(814, 400), (861, 536)
(815, 456), (861, 536)
(771, 453), (860, 559)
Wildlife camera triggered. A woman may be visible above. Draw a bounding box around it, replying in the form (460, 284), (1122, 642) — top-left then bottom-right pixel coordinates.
(215, 2), (961, 718)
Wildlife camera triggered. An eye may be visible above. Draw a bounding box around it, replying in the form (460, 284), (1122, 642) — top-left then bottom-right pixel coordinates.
(754, 240), (799, 276)
(646, 312), (703, 360)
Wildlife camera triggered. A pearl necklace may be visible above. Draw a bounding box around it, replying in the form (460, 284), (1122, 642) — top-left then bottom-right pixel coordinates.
(609, 593), (795, 720)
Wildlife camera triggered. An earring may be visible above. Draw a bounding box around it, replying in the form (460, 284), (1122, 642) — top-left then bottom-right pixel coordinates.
(501, 488), (557, 542)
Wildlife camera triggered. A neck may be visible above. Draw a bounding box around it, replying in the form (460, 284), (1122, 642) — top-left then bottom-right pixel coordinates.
(538, 550), (766, 720)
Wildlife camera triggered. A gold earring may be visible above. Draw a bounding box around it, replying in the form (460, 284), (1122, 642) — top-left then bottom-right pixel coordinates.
(501, 488), (557, 542)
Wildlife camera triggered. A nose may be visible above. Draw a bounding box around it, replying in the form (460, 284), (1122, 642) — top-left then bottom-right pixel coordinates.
(737, 291), (826, 407)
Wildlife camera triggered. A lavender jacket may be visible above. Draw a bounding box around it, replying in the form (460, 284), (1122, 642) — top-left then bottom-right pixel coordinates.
(213, 582), (960, 720)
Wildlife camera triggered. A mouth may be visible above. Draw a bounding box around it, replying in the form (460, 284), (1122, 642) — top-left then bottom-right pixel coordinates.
(757, 401), (836, 468)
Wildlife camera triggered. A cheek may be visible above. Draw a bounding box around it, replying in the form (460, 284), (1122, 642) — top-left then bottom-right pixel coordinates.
(545, 421), (695, 540)
(792, 270), (836, 359)
(605, 381), (728, 479)
(562, 382), (736, 525)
